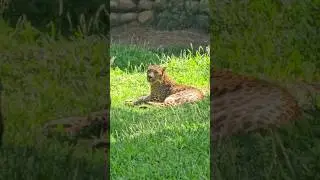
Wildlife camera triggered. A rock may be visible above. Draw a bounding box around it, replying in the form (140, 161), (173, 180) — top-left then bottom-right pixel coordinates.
(110, 13), (119, 26)
(111, 12), (138, 26)
(153, 0), (166, 10)
(113, 0), (137, 11)
(138, 10), (154, 24)
(138, 0), (153, 10)
(120, 13), (138, 23)
(110, 0), (118, 10)
(127, 20), (140, 27)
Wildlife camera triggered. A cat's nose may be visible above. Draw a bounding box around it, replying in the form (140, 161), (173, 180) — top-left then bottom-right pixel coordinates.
(147, 73), (154, 79)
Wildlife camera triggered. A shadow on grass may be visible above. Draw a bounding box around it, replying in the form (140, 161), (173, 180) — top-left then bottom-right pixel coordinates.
(110, 97), (210, 178)
(0, 143), (106, 180)
(212, 108), (320, 180)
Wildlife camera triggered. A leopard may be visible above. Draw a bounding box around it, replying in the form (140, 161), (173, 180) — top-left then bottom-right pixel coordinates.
(212, 68), (320, 142)
(125, 64), (205, 107)
(41, 64), (205, 150)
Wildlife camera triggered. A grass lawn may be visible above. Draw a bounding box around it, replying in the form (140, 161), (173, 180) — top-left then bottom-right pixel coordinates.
(1, 0), (319, 179)
(0, 16), (210, 179)
(212, 1), (320, 179)
(110, 44), (210, 179)
(0, 19), (107, 179)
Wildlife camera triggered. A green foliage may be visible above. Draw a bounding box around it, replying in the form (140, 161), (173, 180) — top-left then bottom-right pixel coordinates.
(211, 0), (320, 81)
(2, 0), (108, 37)
(0, 16), (209, 179)
(110, 44), (161, 72)
(0, 19), (107, 179)
(211, 0), (320, 179)
(110, 43), (209, 72)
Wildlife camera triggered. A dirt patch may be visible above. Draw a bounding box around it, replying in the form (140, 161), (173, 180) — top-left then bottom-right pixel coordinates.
(110, 24), (209, 49)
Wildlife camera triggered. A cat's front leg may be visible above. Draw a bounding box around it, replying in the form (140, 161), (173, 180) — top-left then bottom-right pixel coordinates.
(125, 95), (150, 106)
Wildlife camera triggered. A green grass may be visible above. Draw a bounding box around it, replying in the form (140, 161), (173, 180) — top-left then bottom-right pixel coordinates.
(0, 19), (107, 179)
(0, 16), (210, 179)
(211, 1), (320, 179)
(3, 0), (319, 178)
(110, 45), (210, 179)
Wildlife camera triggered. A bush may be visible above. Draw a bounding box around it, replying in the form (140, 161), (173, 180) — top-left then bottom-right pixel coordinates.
(2, 0), (109, 37)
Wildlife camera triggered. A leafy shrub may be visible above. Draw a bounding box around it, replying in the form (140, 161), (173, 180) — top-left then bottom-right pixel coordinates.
(2, 0), (109, 37)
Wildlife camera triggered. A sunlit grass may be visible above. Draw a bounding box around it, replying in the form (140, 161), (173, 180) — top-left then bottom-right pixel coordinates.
(110, 45), (210, 179)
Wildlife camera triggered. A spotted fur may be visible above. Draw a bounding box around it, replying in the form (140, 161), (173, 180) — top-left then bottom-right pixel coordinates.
(212, 69), (320, 141)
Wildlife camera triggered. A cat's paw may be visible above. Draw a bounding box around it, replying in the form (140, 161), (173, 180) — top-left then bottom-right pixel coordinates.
(138, 104), (150, 109)
(124, 100), (135, 106)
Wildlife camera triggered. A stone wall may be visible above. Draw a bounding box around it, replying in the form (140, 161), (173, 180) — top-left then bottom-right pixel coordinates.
(110, 0), (210, 31)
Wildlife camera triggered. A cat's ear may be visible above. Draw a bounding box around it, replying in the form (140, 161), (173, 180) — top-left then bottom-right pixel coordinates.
(162, 67), (166, 73)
